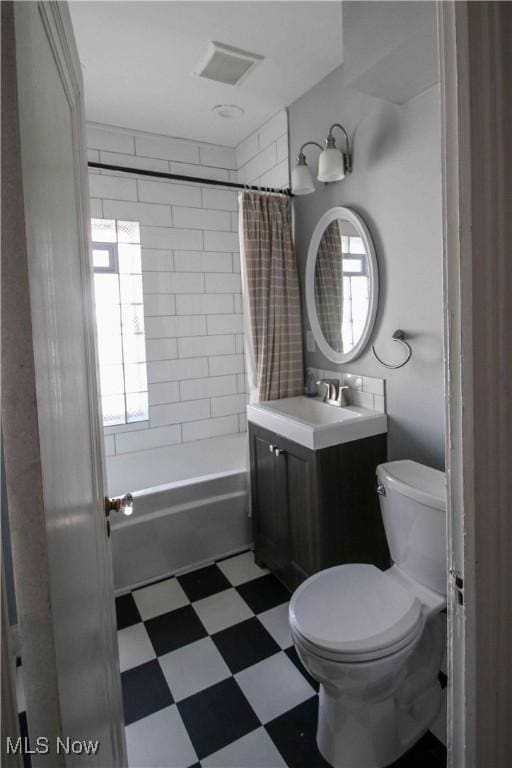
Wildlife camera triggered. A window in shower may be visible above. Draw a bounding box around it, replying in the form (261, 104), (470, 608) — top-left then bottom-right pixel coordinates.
(91, 218), (148, 427)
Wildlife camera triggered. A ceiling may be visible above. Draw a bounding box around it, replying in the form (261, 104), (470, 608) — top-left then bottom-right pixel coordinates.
(69, 1), (343, 147)
(342, 1), (438, 104)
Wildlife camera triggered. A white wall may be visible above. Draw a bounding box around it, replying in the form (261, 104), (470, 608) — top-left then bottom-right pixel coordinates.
(87, 124), (247, 457)
(289, 67), (445, 468)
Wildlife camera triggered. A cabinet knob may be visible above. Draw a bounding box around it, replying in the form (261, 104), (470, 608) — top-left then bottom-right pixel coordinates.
(275, 448), (286, 457)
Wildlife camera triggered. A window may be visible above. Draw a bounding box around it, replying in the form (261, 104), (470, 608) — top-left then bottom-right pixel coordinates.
(342, 234), (369, 350)
(92, 218), (148, 427)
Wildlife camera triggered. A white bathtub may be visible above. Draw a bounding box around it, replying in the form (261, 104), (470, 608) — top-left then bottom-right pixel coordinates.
(107, 434), (251, 593)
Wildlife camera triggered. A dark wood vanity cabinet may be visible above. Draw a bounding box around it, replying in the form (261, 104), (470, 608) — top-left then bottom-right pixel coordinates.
(249, 422), (390, 591)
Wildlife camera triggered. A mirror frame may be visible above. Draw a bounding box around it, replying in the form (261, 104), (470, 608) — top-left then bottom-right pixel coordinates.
(305, 206), (379, 364)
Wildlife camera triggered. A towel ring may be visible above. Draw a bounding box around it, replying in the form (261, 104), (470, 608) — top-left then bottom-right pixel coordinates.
(372, 330), (412, 369)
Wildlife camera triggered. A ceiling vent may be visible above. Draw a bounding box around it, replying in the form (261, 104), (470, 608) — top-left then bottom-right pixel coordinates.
(194, 42), (264, 87)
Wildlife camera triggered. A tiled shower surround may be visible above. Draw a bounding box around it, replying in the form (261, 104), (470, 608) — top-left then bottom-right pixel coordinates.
(236, 109), (289, 189)
(88, 112), (289, 458)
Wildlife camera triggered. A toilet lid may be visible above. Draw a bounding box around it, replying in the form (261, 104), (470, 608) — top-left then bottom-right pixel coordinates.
(289, 564), (422, 658)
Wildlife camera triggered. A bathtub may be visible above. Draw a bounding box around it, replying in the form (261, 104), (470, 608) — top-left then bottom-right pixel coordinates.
(107, 434), (251, 593)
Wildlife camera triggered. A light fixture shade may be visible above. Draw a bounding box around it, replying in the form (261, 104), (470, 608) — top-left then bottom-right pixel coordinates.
(318, 147), (345, 182)
(291, 162), (315, 195)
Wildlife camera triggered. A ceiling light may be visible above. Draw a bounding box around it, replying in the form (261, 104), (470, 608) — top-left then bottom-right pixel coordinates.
(212, 104), (245, 119)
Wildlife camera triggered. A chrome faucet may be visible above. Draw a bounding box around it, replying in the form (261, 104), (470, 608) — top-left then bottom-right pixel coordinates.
(317, 378), (338, 401)
(316, 379), (350, 407)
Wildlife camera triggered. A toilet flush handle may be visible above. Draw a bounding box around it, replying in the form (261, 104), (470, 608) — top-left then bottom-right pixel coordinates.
(376, 483), (386, 496)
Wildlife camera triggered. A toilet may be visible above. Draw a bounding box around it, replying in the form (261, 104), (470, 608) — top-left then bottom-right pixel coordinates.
(289, 460), (447, 768)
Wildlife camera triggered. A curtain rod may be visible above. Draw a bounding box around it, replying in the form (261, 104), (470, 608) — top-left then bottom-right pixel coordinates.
(87, 162), (293, 196)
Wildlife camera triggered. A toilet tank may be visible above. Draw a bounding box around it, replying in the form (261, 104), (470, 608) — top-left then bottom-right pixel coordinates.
(377, 460), (447, 595)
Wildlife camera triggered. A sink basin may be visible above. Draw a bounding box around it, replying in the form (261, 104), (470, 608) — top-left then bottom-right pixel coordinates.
(247, 396), (387, 450)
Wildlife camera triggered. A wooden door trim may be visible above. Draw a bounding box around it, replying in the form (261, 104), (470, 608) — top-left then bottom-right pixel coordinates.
(438, 3), (473, 764)
(439, 2), (512, 765)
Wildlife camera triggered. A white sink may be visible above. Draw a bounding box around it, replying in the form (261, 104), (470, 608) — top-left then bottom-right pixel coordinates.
(247, 396), (387, 450)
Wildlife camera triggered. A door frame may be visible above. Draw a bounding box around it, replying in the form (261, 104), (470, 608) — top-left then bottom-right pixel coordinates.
(438, 2), (512, 766)
(1, 1), (125, 763)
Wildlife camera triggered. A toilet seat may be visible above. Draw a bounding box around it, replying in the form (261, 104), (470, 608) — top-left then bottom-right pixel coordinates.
(289, 563), (424, 663)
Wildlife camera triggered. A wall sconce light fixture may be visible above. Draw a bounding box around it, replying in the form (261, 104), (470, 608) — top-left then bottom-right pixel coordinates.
(291, 123), (352, 196)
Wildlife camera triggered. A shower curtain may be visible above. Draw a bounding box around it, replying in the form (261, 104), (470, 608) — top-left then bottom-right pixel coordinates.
(239, 192), (303, 403)
(314, 219), (344, 352)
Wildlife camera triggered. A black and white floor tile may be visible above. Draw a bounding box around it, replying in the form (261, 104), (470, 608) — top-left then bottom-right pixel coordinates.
(117, 550), (447, 768)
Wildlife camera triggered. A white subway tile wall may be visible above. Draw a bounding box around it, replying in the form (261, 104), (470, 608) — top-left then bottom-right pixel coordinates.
(88, 114), (289, 457)
(235, 110), (290, 189)
(309, 368), (387, 413)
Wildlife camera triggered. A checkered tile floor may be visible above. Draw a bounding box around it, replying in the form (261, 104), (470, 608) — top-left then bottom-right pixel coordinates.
(117, 550), (447, 768)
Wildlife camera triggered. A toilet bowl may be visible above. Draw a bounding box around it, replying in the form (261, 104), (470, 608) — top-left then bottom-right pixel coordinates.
(289, 460), (447, 768)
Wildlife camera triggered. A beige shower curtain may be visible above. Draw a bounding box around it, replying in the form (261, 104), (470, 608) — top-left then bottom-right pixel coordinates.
(239, 192), (303, 403)
(314, 219), (344, 352)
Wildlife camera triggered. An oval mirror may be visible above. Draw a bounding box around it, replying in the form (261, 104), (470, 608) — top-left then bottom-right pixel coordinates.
(305, 207), (378, 364)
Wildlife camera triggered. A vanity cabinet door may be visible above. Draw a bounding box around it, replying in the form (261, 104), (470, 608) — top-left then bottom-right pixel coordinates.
(283, 442), (321, 588)
(249, 428), (289, 581)
(249, 424), (321, 590)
